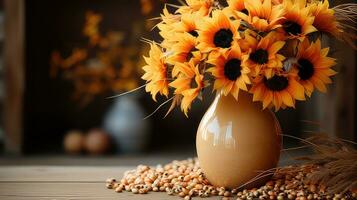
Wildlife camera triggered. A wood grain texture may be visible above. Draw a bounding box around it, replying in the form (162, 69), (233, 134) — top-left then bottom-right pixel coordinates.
(0, 166), (221, 200)
(0, 166), (131, 182)
(3, 0), (25, 154)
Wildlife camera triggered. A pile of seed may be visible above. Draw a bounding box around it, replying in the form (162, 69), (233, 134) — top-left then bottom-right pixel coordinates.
(106, 158), (356, 200)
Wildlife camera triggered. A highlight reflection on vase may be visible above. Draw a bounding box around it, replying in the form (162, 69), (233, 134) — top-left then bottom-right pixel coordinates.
(196, 91), (281, 189)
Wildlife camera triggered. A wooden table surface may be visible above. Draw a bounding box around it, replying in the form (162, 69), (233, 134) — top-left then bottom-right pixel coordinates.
(0, 150), (304, 200)
(0, 166), (222, 200)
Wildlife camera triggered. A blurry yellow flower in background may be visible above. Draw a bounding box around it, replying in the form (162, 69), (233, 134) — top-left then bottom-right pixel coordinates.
(142, 43), (170, 101)
(50, 8), (157, 106)
(207, 45), (251, 100)
(140, 0), (154, 15)
(169, 61), (204, 116)
(83, 11), (102, 46)
(250, 73), (305, 110)
(293, 39), (336, 97)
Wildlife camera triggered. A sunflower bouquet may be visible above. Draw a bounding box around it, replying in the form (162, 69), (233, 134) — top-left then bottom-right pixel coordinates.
(141, 0), (356, 116)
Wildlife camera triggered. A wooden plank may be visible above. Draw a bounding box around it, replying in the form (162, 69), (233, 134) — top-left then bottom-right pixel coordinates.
(0, 154), (194, 166)
(333, 40), (356, 141)
(0, 166), (221, 200)
(3, 0), (25, 154)
(0, 166), (132, 182)
(0, 182), (223, 200)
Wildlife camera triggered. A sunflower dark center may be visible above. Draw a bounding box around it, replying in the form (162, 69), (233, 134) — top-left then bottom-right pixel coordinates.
(190, 78), (198, 88)
(224, 59), (242, 81)
(264, 75), (289, 91)
(166, 65), (173, 79)
(214, 29), (233, 48)
(250, 49), (269, 64)
(283, 21), (302, 35)
(189, 30), (199, 37)
(297, 58), (314, 80)
(241, 8), (249, 15)
(187, 47), (198, 61)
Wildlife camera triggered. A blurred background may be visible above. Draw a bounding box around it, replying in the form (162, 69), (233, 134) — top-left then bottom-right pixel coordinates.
(0, 0), (355, 165)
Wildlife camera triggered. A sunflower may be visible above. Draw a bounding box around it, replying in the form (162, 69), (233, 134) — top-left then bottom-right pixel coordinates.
(272, 0), (282, 4)
(223, 0), (247, 19)
(169, 61), (204, 116)
(293, 39), (336, 97)
(166, 33), (205, 77)
(207, 45), (251, 100)
(167, 33), (197, 64)
(157, 7), (181, 48)
(142, 43), (169, 101)
(197, 10), (240, 55)
(174, 12), (200, 38)
(280, 0), (317, 39)
(309, 0), (342, 37)
(250, 73), (305, 110)
(227, 0), (246, 12)
(236, 0), (284, 32)
(177, 0), (214, 16)
(242, 31), (286, 78)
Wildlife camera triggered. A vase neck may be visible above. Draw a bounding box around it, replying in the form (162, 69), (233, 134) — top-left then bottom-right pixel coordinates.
(215, 91), (253, 107)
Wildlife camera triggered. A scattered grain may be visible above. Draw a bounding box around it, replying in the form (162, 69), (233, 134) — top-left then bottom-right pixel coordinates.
(105, 158), (356, 199)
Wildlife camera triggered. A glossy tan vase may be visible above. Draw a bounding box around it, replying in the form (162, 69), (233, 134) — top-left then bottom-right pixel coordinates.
(196, 92), (281, 189)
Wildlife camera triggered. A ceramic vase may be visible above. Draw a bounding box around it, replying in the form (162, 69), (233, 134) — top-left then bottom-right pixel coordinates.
(196, 91), (281, 189)
(103, 94), (149, 153)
